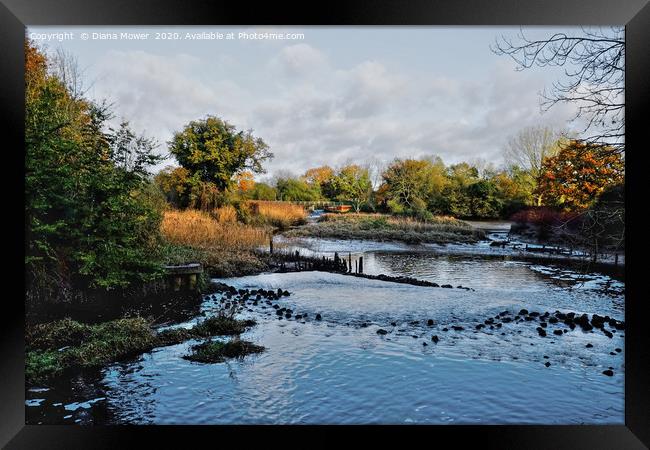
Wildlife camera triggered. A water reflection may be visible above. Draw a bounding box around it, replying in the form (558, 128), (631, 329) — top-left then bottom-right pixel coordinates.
(26, 246), (625, 425)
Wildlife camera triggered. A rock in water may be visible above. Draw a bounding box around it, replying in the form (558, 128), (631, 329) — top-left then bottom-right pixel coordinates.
(376, 329), (388, 335)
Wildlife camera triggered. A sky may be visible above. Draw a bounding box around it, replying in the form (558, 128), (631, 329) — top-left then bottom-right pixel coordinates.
(27, 26), (590, 180)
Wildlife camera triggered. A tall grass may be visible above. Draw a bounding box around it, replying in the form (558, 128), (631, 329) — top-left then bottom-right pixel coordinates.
(212, 205), (238, 223)
(247, 201), (307, 229)
(161, 209), (268, 252)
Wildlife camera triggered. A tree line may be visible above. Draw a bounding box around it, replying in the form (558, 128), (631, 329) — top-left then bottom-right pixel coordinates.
(156, 120), (624, 221)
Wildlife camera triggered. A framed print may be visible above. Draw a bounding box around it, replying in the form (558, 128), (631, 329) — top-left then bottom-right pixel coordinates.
(1, 0), (649, 447)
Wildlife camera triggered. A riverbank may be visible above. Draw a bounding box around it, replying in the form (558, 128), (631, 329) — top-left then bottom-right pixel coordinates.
(25, 305), (263, 383)
(282, 213), (485, 244)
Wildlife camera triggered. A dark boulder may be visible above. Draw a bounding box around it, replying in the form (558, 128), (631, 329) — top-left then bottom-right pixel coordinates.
(544, 362), (551, 367)
(431, 335), (439, 343)
(586, 343), (594, 348)
(427, 319), (434, 326)
(376, 329), (388, 335)
(519, 309), (529, 315)
(602, 370), (614, 376)
(536, 327), (547, 337)
(553, 330), (563, 336)
(316, 314), (322, 321)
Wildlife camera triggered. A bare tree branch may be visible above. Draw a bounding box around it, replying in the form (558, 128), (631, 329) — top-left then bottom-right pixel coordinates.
(492, 26), (624, 153)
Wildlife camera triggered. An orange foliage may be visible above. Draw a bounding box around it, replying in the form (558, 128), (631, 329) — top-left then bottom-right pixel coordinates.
(535, 140), (624, 210)
(236, 171), (255, 192)
(303, 166), (334, 185)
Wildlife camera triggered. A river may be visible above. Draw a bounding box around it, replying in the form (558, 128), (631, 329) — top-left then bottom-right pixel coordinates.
(26, 234), (625, 425)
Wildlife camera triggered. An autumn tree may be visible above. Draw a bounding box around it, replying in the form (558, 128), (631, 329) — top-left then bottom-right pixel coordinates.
(535, 140), (624, 211)
(303, 166), (334, 186)
(331, 165), (372, 212)
(303, 165), (336, 199)
(168, 116), (273, 191)
(382, 158), (447, 218)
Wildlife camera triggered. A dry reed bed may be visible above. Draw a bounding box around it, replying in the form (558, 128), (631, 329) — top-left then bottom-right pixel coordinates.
(247, 201), (308, 229)
(161, 209), (269, 253)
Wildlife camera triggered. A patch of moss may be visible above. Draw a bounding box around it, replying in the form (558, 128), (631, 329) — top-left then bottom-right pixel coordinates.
(26, 350), (64, 381)
(192, 315), (256, 337)
(183, 339), (265, 363)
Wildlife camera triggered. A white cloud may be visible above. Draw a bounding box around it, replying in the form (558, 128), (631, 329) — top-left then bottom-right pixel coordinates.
(86, 41), (583, 178)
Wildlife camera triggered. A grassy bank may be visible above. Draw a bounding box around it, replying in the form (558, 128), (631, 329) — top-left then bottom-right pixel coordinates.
(26, 312), (257, 383)
(283, 213), (485, 244)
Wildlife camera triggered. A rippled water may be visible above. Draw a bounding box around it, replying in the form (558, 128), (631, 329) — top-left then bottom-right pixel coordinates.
(26, 240), (625, 425)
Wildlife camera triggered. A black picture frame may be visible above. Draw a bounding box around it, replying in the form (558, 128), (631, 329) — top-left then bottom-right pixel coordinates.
(2, 0), (648, 447)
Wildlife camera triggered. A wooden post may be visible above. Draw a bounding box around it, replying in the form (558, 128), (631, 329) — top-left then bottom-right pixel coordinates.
(355, 260), (358, 273)
(348, 253), (352, 273)
(614, 253), (619, 266)
(359, 256), (363, 274)
(269, 236), (274, 254)
(189, 273), (197, 290)
(173, 276), (182, 291)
